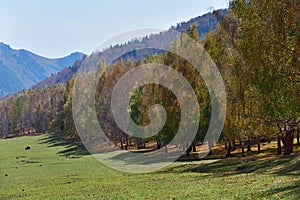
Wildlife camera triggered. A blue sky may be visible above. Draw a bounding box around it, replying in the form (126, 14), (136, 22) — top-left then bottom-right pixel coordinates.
(0, 0), (229, 58)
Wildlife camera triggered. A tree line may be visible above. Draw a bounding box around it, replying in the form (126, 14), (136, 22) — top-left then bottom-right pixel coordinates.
(0, 0), (299, 157)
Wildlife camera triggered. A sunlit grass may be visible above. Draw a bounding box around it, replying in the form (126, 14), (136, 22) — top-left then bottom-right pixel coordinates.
(0, 134), (299, 199)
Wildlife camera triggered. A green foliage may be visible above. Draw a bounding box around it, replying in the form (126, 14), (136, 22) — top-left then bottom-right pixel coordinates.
(233, 0), (300, 119)
(63, 79), (77, 138)
(188, 23), (200, 43)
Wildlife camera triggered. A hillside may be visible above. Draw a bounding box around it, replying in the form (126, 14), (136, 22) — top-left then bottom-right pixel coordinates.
(94, 9), (228, 64)
(31, 59), (85, 90)
(30, 9), (228, 90)
(0, 42), (84, 96)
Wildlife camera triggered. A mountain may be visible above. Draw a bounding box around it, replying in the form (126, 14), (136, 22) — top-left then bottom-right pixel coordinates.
(29, 9), (229, 91)
(31, 58), (85, 90)
(0, 42), (84, 96)
(95, 9), (228, 64)
(171, 9), (228, 37)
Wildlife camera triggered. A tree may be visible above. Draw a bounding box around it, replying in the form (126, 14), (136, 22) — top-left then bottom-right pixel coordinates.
(63, 79), (78, 138)
(233, 0), (300, 155)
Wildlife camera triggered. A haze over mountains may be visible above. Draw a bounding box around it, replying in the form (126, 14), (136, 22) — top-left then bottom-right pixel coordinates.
(0, 42), (84, 96)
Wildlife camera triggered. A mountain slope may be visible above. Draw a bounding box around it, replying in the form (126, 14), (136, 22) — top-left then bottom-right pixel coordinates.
(31, 59), (84, 90)
(85, 9), (228, 65)
(0, 42), (84, 96)
(30, 9), (229, 91)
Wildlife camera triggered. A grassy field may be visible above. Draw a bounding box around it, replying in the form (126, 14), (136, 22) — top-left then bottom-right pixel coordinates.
(0, 134), (299, 200)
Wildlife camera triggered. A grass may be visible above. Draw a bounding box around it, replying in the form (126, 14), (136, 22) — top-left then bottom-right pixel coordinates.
(0, 134), (299, 200)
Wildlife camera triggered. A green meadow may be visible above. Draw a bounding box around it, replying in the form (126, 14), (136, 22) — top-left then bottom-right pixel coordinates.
(0, 134), (299, 200)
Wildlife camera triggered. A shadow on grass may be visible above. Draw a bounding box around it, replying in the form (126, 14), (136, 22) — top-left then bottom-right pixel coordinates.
(108, 150), (183, 165)
(163, 153), (300, 199)
(258, 179), (300, 199)
(165, 154), (299, 175)
(38, 133), (90, 157)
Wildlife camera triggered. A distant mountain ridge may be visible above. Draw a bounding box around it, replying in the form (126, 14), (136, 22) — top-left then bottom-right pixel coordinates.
(31, 58), (85, 90)
(4, 9), (228, 94)
(0, 42), (84, 96)
(94, 9), (228, 64)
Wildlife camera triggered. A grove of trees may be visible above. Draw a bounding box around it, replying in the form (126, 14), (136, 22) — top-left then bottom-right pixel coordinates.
(0, 0), (299, 157)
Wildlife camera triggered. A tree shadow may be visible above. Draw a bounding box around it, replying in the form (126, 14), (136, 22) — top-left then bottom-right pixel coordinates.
(255, 178), (300, 199)
(162, 153), (300, 198)
(165, 154), (299, 175)
(108, 149), (184, 165)
(38, 133), (90, 157)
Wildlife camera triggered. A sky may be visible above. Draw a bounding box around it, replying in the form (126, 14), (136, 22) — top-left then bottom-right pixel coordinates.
(0, 0), (229, 58)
